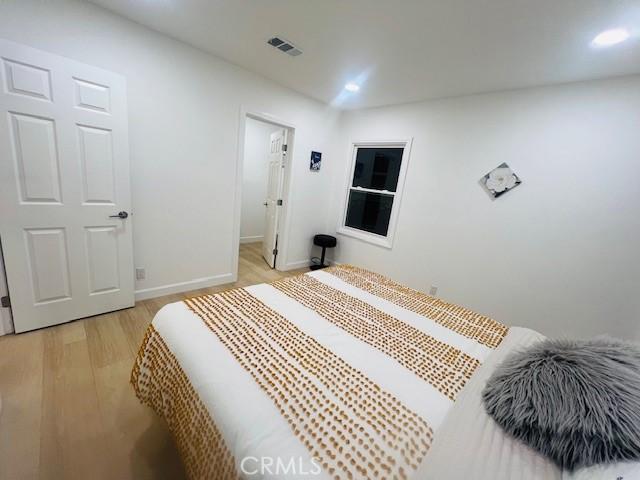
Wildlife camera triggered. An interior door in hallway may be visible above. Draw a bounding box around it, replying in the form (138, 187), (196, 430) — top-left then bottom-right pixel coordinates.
(0, 40), (134, 333)
(262, 128), (286, 268)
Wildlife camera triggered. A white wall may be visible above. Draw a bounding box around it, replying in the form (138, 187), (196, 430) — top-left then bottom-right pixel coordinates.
(240, 119), (278, 243)
(2, 1), (637, 340)
(331, 76), (640, 340)
(0, 0), (340, 299)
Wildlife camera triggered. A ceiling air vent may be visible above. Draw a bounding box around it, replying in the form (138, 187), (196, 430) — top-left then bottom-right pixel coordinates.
(267, 37), (302, 57)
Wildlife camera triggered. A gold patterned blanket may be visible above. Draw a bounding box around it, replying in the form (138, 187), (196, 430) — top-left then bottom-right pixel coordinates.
(132, 265), (509, 479)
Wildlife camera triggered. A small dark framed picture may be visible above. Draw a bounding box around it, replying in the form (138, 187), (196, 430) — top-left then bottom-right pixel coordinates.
(310, 151), (322, 171)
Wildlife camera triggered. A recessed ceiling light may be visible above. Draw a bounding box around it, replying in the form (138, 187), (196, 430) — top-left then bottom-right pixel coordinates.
(344, 82), (360, 92)
(591, 28), (630, 47)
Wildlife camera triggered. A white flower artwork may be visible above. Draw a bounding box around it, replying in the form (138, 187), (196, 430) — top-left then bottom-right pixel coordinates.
(481, 163), (521, 198)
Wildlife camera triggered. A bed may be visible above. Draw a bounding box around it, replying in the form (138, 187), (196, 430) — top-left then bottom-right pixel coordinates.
(131, 265), (561, 479)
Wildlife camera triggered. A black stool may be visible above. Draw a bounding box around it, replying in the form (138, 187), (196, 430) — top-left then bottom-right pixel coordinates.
(310, 234), (337, 270)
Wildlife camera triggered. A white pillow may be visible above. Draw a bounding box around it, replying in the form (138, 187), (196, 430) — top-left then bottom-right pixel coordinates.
(564, 462), (640, 480)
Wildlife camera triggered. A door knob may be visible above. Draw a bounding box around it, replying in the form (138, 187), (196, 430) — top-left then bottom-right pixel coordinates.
(263, 202), (268, 206)
(109, 211), (129, 219)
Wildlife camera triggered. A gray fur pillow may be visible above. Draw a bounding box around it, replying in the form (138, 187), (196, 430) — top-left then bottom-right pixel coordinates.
(482, 337), (640, 471)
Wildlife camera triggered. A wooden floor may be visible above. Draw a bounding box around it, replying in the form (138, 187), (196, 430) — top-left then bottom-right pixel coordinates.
(0, 243), (308, 480)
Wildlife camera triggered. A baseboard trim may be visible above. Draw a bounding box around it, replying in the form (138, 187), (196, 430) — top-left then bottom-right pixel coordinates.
(135, 273), (234, 301)
(280, 259), (311, 271)
(240, 235), (264, 244)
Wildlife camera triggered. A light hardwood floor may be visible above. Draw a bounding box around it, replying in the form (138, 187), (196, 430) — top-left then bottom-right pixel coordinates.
(0, 243), (308, 480)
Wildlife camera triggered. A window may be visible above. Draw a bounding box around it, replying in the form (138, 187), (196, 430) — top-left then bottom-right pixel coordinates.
(338, 140), (412, 248)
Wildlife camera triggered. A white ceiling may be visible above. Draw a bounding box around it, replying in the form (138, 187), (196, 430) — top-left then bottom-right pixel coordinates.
(88, 0), (640, 109)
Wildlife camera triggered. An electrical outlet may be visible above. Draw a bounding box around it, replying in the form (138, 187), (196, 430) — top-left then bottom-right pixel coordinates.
(136, 268), (146, 280)
(429, 285), (438, 296)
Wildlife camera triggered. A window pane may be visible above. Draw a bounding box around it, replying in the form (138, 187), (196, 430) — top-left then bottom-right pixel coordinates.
(345, 190), (393, 236)
(352, 147), (403, 192)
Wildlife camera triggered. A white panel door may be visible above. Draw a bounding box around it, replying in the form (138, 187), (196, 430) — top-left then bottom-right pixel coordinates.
(0, 40), (134, 333)
(262, 129), (286, 268)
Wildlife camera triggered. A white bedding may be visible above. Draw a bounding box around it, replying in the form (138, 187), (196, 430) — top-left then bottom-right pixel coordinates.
(566, 462), (640, 480)
(416, 327), (562, 480)
(132, 265), (549, 479)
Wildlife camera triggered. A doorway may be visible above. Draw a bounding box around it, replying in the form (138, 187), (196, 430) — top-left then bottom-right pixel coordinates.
(236, 113), (294, 275)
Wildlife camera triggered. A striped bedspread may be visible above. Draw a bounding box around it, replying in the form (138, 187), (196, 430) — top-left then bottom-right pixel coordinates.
(131, 265), (511, 479)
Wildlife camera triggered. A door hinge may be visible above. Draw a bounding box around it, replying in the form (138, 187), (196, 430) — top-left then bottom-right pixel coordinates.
(282, 144), (288, 152)
(277, 199), (283, 206)
(1, 295), (10, 308)
(272, 248), (278, 255)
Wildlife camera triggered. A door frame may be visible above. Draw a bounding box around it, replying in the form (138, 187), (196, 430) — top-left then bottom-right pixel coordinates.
(232, 109), (296, 278)
(0, 239), (14, 335)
